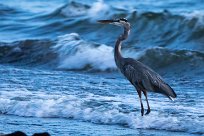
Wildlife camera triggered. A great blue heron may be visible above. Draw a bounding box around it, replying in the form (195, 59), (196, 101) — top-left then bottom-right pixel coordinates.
(98, 18), (177, 116)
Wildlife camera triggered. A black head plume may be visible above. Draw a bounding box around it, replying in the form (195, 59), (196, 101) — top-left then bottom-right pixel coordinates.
(119, 18), (128, 22)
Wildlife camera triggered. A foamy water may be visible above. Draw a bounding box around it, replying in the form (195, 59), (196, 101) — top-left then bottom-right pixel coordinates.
(0, 66), (203, 135)
(1, 89), (203, 134)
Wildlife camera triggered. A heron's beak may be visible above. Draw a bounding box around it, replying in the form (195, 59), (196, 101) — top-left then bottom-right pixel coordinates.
(97, 19), (118, 24)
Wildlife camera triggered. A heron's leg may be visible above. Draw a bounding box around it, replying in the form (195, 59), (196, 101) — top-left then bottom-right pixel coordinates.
(143, 91), (151, 115)
(136, 89), (144, 116)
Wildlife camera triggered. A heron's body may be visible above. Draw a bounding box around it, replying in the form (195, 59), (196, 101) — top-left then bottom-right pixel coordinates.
(98, 18), (177, 116)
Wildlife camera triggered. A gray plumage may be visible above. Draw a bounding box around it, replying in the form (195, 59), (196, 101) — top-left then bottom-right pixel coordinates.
(98, 18), (177, 116)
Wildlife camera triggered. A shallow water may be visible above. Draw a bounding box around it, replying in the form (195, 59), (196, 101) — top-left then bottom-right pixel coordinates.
(0, 65), (203, 135)
(0, 0), (204, 135)
(0, 115), (202, 136)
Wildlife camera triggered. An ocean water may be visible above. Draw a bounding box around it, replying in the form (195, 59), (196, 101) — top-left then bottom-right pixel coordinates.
(0, 0), (204, 135)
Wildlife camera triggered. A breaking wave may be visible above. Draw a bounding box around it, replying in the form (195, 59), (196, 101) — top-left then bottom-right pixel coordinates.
(36, 1), (204, 51)
(53, 33), (115, 71)
(0, 89), (203, 134)
(0, 33), (204, 74)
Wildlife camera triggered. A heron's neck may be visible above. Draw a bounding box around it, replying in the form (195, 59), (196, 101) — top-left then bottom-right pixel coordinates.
(114, 26), (130, 67)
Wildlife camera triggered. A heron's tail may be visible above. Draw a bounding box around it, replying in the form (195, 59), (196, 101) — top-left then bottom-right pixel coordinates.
(153, 83), (177, 101)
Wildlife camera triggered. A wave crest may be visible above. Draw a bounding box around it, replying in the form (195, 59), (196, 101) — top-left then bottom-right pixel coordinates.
(0, 34), (204, 73)
(53, 33), (116, 71)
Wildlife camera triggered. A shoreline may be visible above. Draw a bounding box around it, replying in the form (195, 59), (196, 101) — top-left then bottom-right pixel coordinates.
(0, 115), (200, 136)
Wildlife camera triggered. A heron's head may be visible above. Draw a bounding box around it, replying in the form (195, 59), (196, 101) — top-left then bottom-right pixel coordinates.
(97, 18), (130, 29)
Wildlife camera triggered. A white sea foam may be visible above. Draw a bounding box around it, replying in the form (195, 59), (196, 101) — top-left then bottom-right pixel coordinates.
(61, 0), (109, 18)
(88, 0), (109, 18)
(53, 33), (116, 71)
(183, 10), (204, 26)
(0, 89), (203, 134)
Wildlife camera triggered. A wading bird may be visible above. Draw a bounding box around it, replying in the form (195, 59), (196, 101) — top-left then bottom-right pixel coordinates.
(98, 18), (177, 116)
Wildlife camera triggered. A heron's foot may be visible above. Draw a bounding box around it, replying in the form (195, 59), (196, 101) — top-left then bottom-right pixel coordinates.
(141, 108), (144, 116)
(145, 108), (151, 115)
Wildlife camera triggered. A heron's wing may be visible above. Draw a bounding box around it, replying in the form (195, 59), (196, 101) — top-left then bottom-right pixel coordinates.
(122, 63), (148, 92)
(122, 58), (177, 100)
(144, 69), (177, 100)
(122, 64), (141, 84)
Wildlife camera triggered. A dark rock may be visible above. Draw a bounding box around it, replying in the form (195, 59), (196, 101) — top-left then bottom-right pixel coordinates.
(32, 132), (50, 136)
(4, 131), (27, 136)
